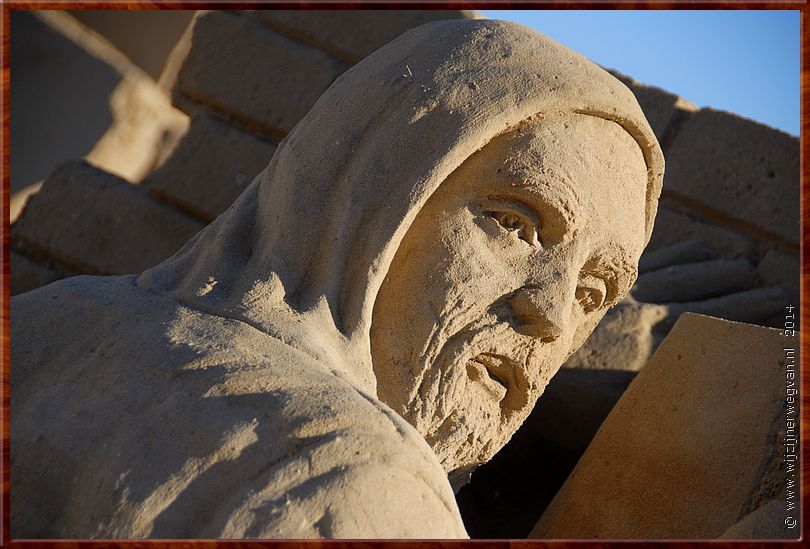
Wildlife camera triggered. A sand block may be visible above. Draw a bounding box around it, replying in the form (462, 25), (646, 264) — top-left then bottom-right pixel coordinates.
(86, 73), (189, 183)
(143, 112), (276, 219)
(11, 161), (205, 276)
(10, 12), (121, 193)
(173, 11), (346, 135)
(638, 239), (715, 274)
(646, 204), (756, 259)
(757, 248), (800, 310)
(255, 10), (478, 63)
(632, 258), (756, 303)
(531, 313), (798, 539)
(68, 10), (195, 79)
(10, 250), (62, 296)
(664, 109), (799, 246)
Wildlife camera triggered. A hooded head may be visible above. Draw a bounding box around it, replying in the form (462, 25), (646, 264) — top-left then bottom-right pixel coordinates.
(138, 19), (663, 486)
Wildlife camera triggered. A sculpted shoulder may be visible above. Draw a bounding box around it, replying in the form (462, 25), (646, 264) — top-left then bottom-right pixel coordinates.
(11, 275), (463, 539)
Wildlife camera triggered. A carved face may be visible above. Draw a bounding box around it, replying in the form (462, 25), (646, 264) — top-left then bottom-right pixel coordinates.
(371, 114), (649, 486)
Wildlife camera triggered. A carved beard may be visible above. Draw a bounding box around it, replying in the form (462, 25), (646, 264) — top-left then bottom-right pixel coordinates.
(401, 301), (563, 489)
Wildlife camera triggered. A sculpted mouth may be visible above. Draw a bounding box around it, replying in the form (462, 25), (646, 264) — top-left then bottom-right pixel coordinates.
(466, 352), (518, 402)
(422, 313), (536, 420)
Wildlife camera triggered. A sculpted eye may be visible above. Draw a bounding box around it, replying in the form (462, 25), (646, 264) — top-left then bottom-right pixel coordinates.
(484, 210), (539, 246)
(576, 273), (607, 313)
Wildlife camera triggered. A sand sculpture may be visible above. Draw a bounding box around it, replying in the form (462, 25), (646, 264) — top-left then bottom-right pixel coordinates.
(11, 19), (663, 538)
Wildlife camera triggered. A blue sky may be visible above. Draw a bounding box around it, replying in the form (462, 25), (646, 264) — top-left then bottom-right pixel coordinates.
(482, 10), (800, 136)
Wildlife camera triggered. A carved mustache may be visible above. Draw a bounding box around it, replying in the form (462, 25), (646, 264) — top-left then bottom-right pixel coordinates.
(418, 292), (541, 381)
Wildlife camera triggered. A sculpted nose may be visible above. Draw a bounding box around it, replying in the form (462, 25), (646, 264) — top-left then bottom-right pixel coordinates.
(509, 285), (571, 343)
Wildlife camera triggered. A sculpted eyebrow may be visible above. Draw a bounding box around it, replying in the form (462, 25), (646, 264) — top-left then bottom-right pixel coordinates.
(487, 189), (573, 245)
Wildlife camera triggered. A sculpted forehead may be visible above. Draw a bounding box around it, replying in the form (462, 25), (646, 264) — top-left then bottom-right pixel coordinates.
(465, 113), (650, 257)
